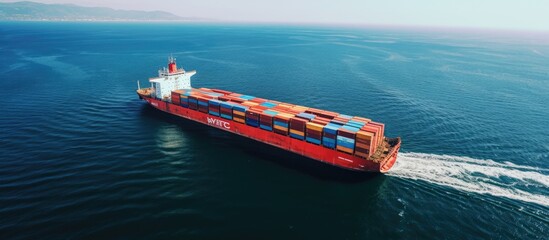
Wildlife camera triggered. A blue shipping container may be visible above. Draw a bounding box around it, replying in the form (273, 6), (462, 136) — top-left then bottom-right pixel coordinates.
(337, 135), (355, 144)
(346, 122), (363, 129)
(348, 120), (365, 126)
(220, 102), (234, 109)
(246, 119), (259, 127)
(233, 105), (248, 112)
(337, 140), (354, 149)
(306, 137), (321, 145)
(209, 99), (221, 106)
(322, 138), (336, 148)
(297, 112), (316, 120)
(221, 113), (232, 120)
(290, 133), (305, 140)
(274, 120), (288, 128)
(263, 110), (278, 116)
(260, 102), (278, 108)
(260, 125), (273, 131)
(341, 125), (360, 132)
(323, 124), (339, 134)
(240, 95), (256, 100)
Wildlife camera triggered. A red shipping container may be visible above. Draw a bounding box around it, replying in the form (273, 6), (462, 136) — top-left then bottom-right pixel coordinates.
(306, 131), (322, 139)
(211, 89), (232, 95)
(368, 122), (385, 143)
(290, 117), (307, 131)
(260, 113), (273, 125)
(337, 128), (356, 139)
(250, 98), (267, 103)
(311, 118), (330, 125)
(218, 96), (231, 101)
(324, 132), (336, 138)
(364, 123), (383, 146)
(171, 96), (181, 105)
(352, 116), (371, 123)
(274, 128), (288, 136)
(251, 105), (268, 111)
(360, 125), (379, 147)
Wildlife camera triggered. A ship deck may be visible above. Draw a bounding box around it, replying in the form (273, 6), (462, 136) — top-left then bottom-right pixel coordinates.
(137, 87), (401, 172)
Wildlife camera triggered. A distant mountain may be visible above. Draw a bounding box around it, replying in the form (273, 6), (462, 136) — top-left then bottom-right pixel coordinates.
(0, 1), (199, 21)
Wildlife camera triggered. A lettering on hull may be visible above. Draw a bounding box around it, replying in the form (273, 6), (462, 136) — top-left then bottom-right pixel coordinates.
(338, 156), (353, 163)
(207, 117), (230, 129)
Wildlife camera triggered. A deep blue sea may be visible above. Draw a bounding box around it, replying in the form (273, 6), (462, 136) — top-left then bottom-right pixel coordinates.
(1, 22), (548, 239)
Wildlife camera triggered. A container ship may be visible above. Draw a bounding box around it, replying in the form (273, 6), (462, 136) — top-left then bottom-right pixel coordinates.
(137, 58), (401, 173)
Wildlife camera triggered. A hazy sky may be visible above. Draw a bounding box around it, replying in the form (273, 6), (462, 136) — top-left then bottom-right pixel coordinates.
(2, 0), (548, 31)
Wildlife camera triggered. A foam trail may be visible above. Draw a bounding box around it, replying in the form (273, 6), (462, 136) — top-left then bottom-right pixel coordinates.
(388, 152), (549, 207)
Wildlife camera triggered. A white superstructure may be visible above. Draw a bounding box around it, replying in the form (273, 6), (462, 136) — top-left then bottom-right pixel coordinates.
(149, 57), (196, 100)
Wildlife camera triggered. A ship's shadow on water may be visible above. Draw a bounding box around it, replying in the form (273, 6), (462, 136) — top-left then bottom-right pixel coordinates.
(139, 105), (381, 182)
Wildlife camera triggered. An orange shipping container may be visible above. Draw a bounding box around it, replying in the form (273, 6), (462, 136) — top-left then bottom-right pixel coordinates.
(241, 101), (259, 107)
(368, 122), (385, 144)
(337, 145), (354, 154)
(233, 118), (245, 124)
(306, 122), (324, 131)
(289, 129), (305, 136)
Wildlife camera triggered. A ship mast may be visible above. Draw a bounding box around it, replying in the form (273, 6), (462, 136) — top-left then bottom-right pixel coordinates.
(168, 55), (177, 74)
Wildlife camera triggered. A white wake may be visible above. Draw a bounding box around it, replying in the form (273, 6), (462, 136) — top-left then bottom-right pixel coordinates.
(388, 152), (549, 207)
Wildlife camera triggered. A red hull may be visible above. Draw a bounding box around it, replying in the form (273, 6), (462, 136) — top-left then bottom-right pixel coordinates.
(139, 95), (400, 173)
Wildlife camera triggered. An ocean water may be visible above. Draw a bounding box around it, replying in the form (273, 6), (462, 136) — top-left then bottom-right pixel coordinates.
(0, 22), (548, 239)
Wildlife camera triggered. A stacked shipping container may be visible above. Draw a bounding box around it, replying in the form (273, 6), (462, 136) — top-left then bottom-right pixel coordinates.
(273, 113), (292, 136)
(289, 117), (307, 140)
(260, 110), (277, 131)
(232, 105), (247, 123)
(208, 99), (221, 116)
(305, 122), (324, 145)
(246, 109), (261, 127)
(168, 88), (386, 159)
(337, 126), (358, 154)
(219, 102), (234, 120)
(322, 123), (339, 149)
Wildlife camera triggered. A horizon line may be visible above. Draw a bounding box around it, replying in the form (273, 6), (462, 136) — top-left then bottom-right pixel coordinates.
(3, 19), (549, 35)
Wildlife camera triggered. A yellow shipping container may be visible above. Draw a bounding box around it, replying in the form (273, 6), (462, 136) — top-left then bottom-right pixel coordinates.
(241, 101), (259, 107)
(233, 110), (245, 116)
(289, 129), (304, 136)
(279, 103), (294, 108)
(274, 125), (287, 131)
(337, 145), (354, 154)
(306, 122), (324, 131)
(292, 105), (308, 111)
(277, 112), (294, 119)
(356, 131), (374, 140)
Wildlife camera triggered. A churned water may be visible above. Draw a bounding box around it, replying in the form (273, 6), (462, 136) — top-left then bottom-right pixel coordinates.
(0, 22), (548, 239)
